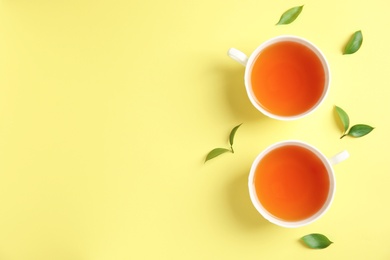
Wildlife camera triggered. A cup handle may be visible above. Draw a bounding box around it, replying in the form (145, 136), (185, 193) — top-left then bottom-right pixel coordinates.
(329, 150), (350, 165)
(227, 48), (248, 66)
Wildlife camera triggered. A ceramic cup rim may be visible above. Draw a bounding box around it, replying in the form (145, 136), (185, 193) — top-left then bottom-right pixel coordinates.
(244, 35), (331, 121)
(248, 140), (336, 228)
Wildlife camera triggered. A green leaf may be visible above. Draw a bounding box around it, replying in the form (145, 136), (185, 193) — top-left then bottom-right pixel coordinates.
(205, 148), (231, 162)
(343, 30), (363, 54)
(301, 233), (333, 249)
(347, 124), (374, 138)
(229, 123), (242, 147)
(276, 5), (304, 25)
(335, 106), (350, 133)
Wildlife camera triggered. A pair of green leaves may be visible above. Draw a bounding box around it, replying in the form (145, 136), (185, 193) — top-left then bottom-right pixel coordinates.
(205, 124), (242, 162)
(301, 233), (333, 249)
(335, 106), (374, 139)
(276, 6), (363, 54)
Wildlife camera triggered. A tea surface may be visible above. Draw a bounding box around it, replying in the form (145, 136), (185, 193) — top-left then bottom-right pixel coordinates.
(250, 41), (325, 116)
(254, 145), (329, 221)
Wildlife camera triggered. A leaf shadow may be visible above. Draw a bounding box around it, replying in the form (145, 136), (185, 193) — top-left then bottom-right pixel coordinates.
(341, 33), (353, 54)
(333, 107), (344, 135)
(226, 171), (272, 231)
(298, 237), (311, 249)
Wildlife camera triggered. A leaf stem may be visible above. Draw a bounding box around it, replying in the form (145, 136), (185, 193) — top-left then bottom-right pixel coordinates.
(230, 146), (234, 153)
(340, 134), (347, 139)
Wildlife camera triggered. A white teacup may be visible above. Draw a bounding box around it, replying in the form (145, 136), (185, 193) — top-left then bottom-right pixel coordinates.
(248, 140), (349, 228)
(228, 35), (330, 121)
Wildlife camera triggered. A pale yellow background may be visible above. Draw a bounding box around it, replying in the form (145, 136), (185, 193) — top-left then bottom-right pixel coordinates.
(0, 0), (388, 259)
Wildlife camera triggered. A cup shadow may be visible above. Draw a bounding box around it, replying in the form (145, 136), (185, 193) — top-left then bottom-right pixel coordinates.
(226, 171), (272, 230)
(216, 64), (265, 122)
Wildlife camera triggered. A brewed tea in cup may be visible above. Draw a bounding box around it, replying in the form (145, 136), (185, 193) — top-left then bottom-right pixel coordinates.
(248, 140), (349, 228)
(228, 35), (330, 121)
